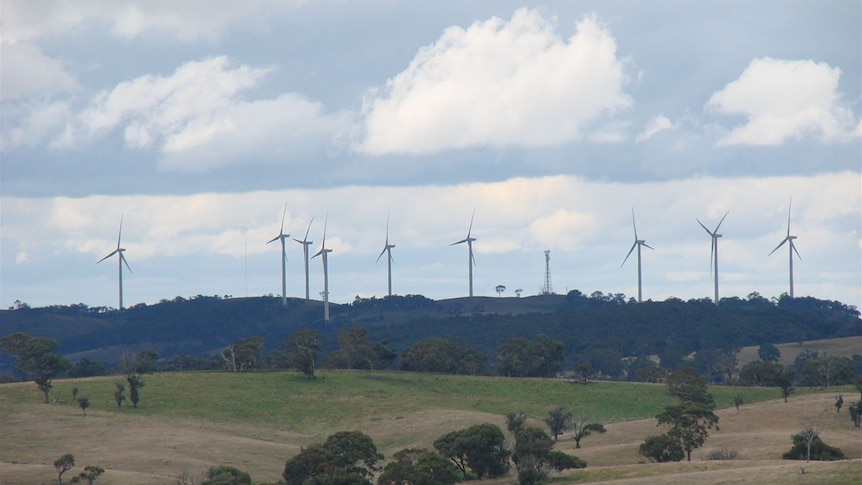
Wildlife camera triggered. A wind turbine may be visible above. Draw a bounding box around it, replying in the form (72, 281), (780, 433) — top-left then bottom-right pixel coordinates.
(697, 211), (729, 304)
(293, 218), (314, 300)
(312, 213), (332, 322)
(621, 208), (654, 303)
(451, 209), (477, 297)
(267, 203), (290, 306)
(376, 214), (396, 297)
(97, 215), (131, 310)
(769, 199), (801, 298)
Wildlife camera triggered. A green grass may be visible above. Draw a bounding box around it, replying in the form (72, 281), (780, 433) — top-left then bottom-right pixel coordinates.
(0, 370), (822, 433)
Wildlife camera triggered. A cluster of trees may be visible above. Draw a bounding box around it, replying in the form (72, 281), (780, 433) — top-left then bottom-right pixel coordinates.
(639, 369), (720, 463)
(53, 454), (104, 485)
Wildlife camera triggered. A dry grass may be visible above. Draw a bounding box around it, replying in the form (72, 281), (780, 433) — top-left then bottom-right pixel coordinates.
(1, 374), (860, 485)
(736, 336), (862, 367)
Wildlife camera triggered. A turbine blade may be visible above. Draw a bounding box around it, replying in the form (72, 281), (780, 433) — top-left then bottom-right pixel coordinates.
(714, 210), (729, 232)
(467, 208), (475, 238)
(376, 247), (387, 263)
(97, 249), (119, 264)
(768, 237), (789, 256)
(451, 238), (468, 246)
(709, 238), (715, 276)
(267, 235), (280, 244)
(117, 214), (124, 249)
(787, 197), (793, 237)
(697, 218), (713, 236)
(631, 208), (638, 240)
(120, 253), (132, 273)
(621, 242), (637, 267)
(642, 242), (655, 251)
(791, 240), (802, 260)
(280, 202), (287, 235)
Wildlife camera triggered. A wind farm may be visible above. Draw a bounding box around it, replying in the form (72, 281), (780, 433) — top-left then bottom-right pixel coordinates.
(376, 214), (396, 297)
(294, 219), (314, 301)
(451, 209), (478, 298)
(266, 203), (290, 306)
(769, 199), (802, 298)
(312, 213), (333, 322)
(697, 211), (729, 304)
(96, 215), (132, 310)
(621, 208), (654, 303)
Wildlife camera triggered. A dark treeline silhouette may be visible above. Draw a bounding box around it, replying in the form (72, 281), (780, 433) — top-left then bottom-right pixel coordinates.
(1, 291), (859, 378)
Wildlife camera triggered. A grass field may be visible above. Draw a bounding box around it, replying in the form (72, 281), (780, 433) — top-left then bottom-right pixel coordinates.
(736, 336), (862, 367)
(1, 370), (860, 485)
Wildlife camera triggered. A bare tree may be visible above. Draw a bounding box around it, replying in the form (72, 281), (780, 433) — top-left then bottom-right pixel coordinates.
(798, 425), (820, 462)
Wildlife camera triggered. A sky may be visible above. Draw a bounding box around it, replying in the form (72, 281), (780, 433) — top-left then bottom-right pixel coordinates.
(1, 0), (860, 312)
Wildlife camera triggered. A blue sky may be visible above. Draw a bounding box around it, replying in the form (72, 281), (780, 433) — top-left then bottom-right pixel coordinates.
(1, 1), (860, 310)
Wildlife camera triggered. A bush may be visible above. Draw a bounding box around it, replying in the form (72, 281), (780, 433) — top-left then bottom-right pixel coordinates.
(782, 434), (845, 461)
(639, 434), (684, 463)
(703, 447), (738, 461)
(201, 465), (252, 485)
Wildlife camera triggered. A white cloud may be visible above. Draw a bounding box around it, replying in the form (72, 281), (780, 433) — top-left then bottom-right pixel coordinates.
(0, 41), (78, 100)
(1, 100), (71, 148)
(707, 57), (860, 146)
(636, 115), (674, 143)
(359, 9), (632, 154)
(1, 0), (295, 43)
(53, 56), (270, 148)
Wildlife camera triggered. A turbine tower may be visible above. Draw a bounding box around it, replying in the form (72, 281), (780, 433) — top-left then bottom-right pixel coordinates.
(267, 203), (290, 306)
(376, 214), (396, 297)
(541, 250), (553, 295)
(97, 215), (131, 310)
(621, 208), (654, 303)
(769, 199), (801, 298)
(697, 211), (729, 304)
(450, 209), (477, 297)
(293, 218), (314, 300)
(312, 213), (332, 322)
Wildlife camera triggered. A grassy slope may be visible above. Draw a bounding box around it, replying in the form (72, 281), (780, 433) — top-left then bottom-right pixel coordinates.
(1, 371), (860, 485)
(736, 336), (862, 367)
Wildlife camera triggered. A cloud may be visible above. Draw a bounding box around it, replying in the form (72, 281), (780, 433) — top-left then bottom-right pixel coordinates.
(359, 9), (632, 155)
(0, 41), (78, 100)
(636, 115), (674, 143)
(1, 0), (296, 43)
(707, 57), (860, 146)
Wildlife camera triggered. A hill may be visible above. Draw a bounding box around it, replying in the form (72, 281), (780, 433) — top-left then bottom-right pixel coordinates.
(1, 292), (859, 375)
(0, 371), (859, 485)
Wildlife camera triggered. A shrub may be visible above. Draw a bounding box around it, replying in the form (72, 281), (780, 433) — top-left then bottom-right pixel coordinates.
(703, 447), (738, 461)
(782, 434), (845, 461)
(639, 434), (684, 463)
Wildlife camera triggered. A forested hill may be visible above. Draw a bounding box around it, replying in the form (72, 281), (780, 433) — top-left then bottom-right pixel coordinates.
(1, 292), (859, 372)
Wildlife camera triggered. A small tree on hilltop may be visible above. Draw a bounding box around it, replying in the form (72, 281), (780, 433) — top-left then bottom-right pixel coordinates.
(54, 453), (75, 485)
(120, 354), (145, 408)
(284, 328), (325, 379)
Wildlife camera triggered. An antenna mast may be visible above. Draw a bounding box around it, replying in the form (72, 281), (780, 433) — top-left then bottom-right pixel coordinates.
(542, 250), (553, 295)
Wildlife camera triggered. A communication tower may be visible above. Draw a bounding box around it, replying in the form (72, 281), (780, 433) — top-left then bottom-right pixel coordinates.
(542, 250), (553, 295)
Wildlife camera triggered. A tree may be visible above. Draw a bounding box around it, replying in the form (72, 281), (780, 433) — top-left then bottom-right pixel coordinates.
(570, 414), (606, 448)
(120, 353), (147, 408)
(506, 411), (527, 435)
(776, 368), (796, 402)
(69, 466), (105, 485)
(282, 431), (382, 485)
(655, 401), (719, 461)
(495, 285), (506, 297)
(497, 335), (564, 378)
(849, 401), (862, 428)
(1, 332), (71, 403)
(222, 337), (265, 372)
(433, 423), (509, 480)
(758, 343), (781, 362)
(54, 453), (75, 485)
(544, 407), (572, 441)
(113, 382), (126, 409)
(800, 355), (857, 387)
(512, 427), (553, 485)
(400, 338), (487, 375)
(77, 396), (90, 416)
(201, 465), (252, 485)
(378, 448), (461, 485)
(782, 428), (844, 461)
(835, 394), (844, 413)
(68, 358), (108, 378)
(326, 326), (396, 370)
(665, 368), (715, 408)
(639, 434), (684, 463)
(284, 328), (325, 379)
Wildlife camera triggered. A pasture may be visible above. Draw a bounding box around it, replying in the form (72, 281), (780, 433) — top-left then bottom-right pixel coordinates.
(0, 371), (860, 484)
